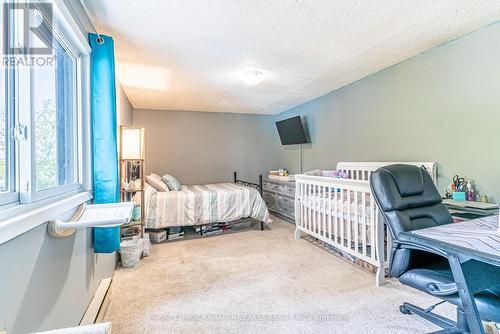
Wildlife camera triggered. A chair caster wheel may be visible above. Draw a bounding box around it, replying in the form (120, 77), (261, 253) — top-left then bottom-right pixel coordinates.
(399, 305), (412, 315)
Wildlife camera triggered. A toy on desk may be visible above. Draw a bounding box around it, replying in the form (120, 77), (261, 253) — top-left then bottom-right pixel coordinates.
(447, 174), (476, 202)
(445, 175), (492, 203)
(466, 180), (475, 201)
(447, 174), (466, 201)
(451, 175), (465, 192)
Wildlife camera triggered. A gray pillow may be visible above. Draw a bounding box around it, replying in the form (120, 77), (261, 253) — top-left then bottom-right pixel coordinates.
(162, 174), (181, 191)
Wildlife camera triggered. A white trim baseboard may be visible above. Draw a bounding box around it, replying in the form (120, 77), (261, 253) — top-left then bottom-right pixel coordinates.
(80, 277), (113, 326)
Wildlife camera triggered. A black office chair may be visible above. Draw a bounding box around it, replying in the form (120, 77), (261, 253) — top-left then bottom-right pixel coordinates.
(370, 164), (500, 333)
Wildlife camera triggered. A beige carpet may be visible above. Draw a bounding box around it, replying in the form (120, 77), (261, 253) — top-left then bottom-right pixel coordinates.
(103, 216), (457, 334)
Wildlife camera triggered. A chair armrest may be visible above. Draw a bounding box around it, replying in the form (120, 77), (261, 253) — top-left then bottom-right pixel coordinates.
(394, 236), (449, 259)
(395, 238), (459, 296)
(427, 282), (458, 296)
(394, 238), (459, 296)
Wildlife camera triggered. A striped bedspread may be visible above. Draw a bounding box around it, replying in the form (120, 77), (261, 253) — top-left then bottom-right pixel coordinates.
(143, 183), (270, 229)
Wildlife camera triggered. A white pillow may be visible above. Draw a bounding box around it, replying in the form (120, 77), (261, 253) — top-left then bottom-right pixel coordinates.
(146, 174), (170, 192)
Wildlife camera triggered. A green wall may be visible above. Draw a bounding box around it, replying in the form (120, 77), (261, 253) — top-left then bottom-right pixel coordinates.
(275, 21), (500, 202)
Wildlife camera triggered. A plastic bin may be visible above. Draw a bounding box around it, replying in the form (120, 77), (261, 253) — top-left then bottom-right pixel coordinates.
(119, 239), (143, 268)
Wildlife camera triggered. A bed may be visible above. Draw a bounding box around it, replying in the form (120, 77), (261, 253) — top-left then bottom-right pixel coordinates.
(141, 172), (270, 230)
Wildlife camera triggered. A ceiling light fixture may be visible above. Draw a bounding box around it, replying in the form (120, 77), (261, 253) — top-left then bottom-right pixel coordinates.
(242, 70), (265, 85)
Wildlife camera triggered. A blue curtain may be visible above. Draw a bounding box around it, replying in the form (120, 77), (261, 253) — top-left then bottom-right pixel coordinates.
(89, 33), (120, 253)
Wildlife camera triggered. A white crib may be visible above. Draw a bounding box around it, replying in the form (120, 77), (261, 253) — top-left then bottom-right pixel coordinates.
(294, 162), (437, 286)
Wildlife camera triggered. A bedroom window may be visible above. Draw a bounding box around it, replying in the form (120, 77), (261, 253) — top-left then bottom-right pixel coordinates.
(31, 22), (78, 195)
(0, 1), (88, 211)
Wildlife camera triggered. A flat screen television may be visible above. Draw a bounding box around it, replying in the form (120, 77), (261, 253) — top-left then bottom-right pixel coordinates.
(275, 116), (309, 145)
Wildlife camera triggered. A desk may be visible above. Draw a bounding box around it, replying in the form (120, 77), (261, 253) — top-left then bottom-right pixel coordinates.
(443, 199), (498, 222)
(400, 216), (500, 334)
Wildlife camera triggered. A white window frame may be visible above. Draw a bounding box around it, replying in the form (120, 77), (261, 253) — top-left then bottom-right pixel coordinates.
(19, 7), (82, 203)
(0, 67), (18, 207)
(0, 0), (93, 240)
(0, 3), (18, 207)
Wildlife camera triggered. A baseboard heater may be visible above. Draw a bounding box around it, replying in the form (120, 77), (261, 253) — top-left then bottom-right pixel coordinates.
(80, 277), (113, 326)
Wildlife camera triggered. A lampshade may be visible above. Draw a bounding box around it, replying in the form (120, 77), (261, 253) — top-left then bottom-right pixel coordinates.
(121, 127), (145, 160)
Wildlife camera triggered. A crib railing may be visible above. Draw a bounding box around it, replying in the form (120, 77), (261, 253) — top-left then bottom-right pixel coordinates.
(335, 161), (437, 269)
(337, 161), (437, 183)
(294, 175), (385, 286)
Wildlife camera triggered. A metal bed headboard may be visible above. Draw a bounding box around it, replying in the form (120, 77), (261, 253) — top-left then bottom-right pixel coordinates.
(233, 171), (263, 196)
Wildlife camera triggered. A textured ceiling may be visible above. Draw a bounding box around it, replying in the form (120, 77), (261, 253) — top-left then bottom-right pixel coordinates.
(85, 0), (500, 114)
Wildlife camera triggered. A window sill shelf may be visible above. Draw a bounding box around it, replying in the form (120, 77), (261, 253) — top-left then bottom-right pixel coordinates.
(0, 191), (93, 245)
